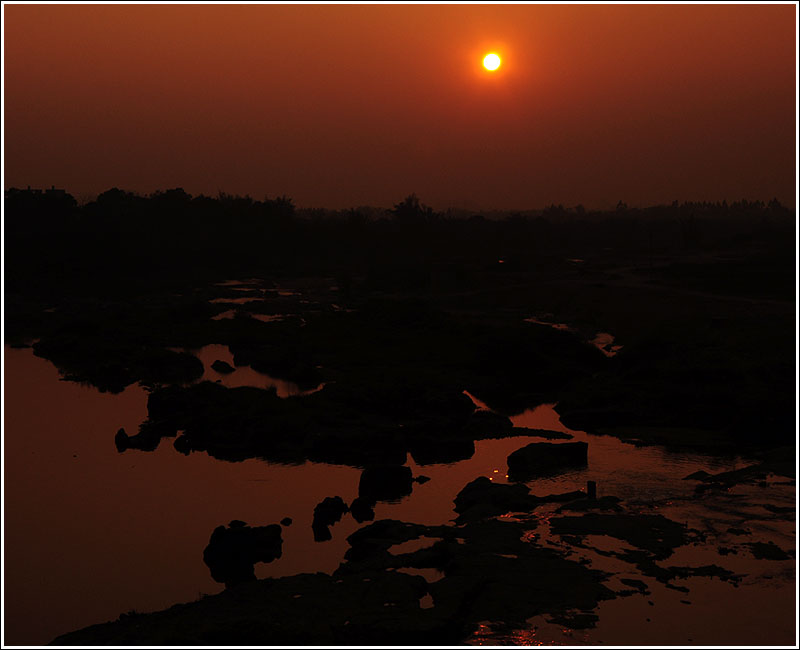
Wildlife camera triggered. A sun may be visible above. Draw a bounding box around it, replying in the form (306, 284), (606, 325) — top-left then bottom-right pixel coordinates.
(483, 53), (501, 71)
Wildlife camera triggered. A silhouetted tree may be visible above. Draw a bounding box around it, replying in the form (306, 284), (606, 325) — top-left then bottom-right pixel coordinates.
(391, 193), (434, 223)
(543, 204), (567, 218)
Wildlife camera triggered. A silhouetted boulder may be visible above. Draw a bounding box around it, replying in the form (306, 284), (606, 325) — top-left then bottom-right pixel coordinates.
(462, 409), (515, 438)
(409, 438), (475, 465)
(454, 477), (538, 522)
(313, 496), (349, 528)
(202, 521), (283, 588)
(312, 523), (333, 542)
(114, 428), (128, 452)
(211, 360), (236, 374)
(114, 420), (176, 452)
(345, 519), (431, 559)
(507, 441), (588, 479)
(510, 427), (573, 440)
(312, 496), (349, 542)
(683, 470), (711, 481)
(454, 476), (585, 523)
(137, 349), (204, 386)
(550, 513), (689, 561)
(350, 497), (376, 523)
(746, 541), (791, 560)
(358, 466), (413, 502)
(556, 495), (622, 513)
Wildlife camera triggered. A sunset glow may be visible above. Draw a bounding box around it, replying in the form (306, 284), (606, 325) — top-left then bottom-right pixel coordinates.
(3, 3), (795, 211)
(483, 52), (501, 71)
(3, 3), (797, 647)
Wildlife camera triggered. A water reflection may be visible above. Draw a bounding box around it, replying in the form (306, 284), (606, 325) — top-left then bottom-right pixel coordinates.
(209, 296), (262, 304)
(524, 318), (624, 356)
(510, 403), (744, 502)
(590, 332), (623, 357)
(3, 346), (794, 645)
(4, 346), (357, 645)
(524, 317), (575, 332)
(210, 309), (237, 320)
(210, 311), (292, 324)
(190, 344), (324, 397)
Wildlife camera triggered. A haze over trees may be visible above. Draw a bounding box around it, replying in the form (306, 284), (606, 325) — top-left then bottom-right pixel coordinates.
(5, 186), (793, 296)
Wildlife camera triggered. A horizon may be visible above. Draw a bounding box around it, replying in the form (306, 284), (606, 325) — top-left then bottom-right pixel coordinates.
(4, 183), (793, 214)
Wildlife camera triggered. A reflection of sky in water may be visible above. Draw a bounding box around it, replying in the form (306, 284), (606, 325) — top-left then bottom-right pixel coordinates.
(524, 316), (575, 332)
(590, 331), (623, 357)
(209, 296), (262, 304)
(189, 344), (323, 397)
(210, 309), (237, 320)
(462, 405), (795, 646)
(467, 500), (795, 646)
(524, 318), (624, 356)
(211, 311), (290, 323)
(3, 346), (794, 645)
(509, 403), (745, 503)
(252, 313), (288, 323)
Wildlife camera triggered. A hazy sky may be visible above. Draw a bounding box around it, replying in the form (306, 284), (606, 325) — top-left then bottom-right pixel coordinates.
(3, 3), (796, 209)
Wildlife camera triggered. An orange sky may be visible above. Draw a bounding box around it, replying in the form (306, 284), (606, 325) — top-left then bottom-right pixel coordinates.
(3, 4), (796, 209)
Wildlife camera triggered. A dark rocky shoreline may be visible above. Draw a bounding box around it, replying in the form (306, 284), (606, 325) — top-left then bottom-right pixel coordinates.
(6, 195), (795, 645)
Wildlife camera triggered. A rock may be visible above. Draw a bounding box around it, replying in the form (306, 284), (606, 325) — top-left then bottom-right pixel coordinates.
(454, 476), (585, 523)
(454, 477), (538, 522)
(550, 513), (690, 561)
(620, 578), (649, 594)
(115, 419), (175, 452)
(313, 496), (349, 526)
(409, 438), (475, 465)
(350, 497), (376, 523)
(114, 428), (128, 452)
(665, 565), (738, 583)
(358, 466), (413, 502)
(414, 475), (431, 484)
(507, 441), (588, 479)
(510, 426), (573, 440)
(547, 612), (599, 629)
(312, 523), (333, 542)
(280, 517), (292, 527)
(556, 495), (622, 513)
(683, 470), (711, 480)
(461, 409), (515, 438)
(746, 541), (791, 560)
(727, 527), (750, 536)
(211, 360), (236, 374)
(202, 521), (283, 588)
(313, 496), (349, 528)
(761, 504), (794, 515)
(312, 496), (349, 542)
(345, 519), (432, 560)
